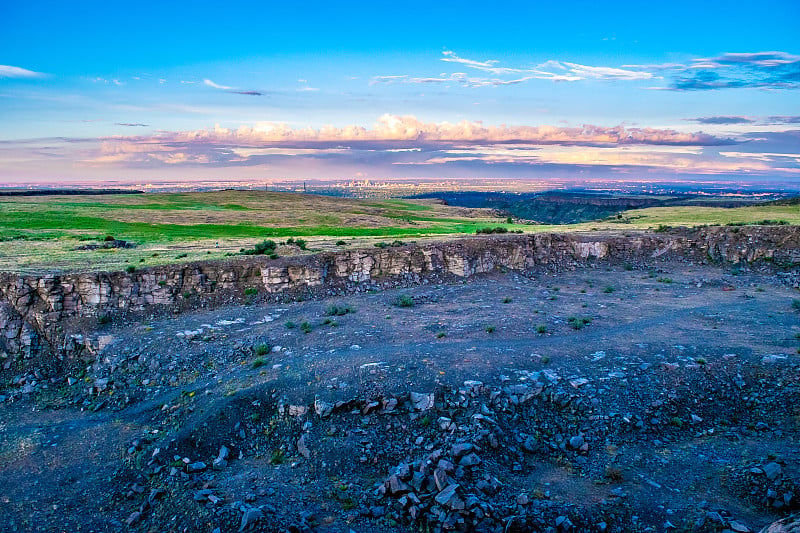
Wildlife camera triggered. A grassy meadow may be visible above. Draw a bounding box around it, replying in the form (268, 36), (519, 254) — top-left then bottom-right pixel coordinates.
(1, 190), (798, 273)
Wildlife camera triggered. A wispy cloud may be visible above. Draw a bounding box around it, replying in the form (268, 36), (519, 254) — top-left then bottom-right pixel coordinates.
(0, 65), (46, 79)
(537, 61), (653, 81)
(371, 73), (536, 87)
(689, 116), (755, 125)
(767, 115), (800, 124)
(203, 78), (233, 90)
(669, 52), (800, 90)
(687, 115), (800, 126)
(203, 78), (266, 96)
(720, 151), (800, 163)
(115, 123), (149, 127)
(378, 50), (800, 91)
(374, 50), (654, 88)
(91, 77), (124, 86)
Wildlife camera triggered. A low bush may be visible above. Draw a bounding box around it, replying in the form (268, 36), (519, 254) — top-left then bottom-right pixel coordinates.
(253, 343), (270, 356)
(240, 240), (277, 256)
(393, 294), (414, 307)
(326, 304), (354, 316)
(476, 226), (509, 234)
(568, 316), (592, 330)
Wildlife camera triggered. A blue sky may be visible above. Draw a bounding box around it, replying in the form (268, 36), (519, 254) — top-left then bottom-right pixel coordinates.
(1, 0), (799, 186)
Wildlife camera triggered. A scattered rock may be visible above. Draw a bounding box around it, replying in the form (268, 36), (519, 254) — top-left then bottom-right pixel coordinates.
(239, 507), (264, 531)
(410, 392), (434, 411)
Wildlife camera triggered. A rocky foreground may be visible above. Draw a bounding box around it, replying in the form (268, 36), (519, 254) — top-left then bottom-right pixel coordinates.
(1, 230), (799, 532)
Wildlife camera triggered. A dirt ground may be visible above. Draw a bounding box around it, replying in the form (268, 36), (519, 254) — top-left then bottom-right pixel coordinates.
(1, 261), (799, 532)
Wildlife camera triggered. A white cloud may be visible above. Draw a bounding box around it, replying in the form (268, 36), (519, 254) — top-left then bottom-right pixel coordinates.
(0, 65), (45, 78)
(540, 61), (654, 81)
(720, 151), (800, 163)
(376, 51), (654, 88)
(203, 78), (233, 90)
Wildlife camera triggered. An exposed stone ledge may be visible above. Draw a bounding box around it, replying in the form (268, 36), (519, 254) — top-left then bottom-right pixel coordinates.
(1, 226), (798, 359)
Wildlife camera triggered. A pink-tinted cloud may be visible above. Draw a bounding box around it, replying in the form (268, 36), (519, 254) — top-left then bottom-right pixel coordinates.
(398, 146), (777, 175)
(127, 114), (728, 147)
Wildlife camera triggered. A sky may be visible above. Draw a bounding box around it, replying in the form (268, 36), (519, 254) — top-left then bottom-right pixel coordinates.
(1, 0), (799, 188)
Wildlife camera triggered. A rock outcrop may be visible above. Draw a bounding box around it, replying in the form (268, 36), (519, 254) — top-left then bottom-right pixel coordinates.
(1, 226), (798, 359)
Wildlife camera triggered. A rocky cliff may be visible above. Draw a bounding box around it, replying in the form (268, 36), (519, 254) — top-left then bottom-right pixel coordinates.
(1, 226), (798, 360)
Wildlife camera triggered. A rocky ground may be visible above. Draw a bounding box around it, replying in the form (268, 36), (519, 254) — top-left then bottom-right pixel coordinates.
(1, 261), (799, 532)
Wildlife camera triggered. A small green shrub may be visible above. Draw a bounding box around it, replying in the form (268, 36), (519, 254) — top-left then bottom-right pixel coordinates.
(792, 299), (800, 311)
(536, 325), (547, 334)
(326, 304), (354, 316)
(244, 287), (258, 296)
(300, 321), (312, 334)
(158, 280), (167, 287)
(603, 286), (615, 294)
(502, 297), (513, 304)
(336, 240), (347, 246)
(284, 321), (297, 329)
(394, 294), (414, 307)
(476, 226), (509, 234)
(97, 314), (111, 325)
(125, 265), (136, 273)
(175, 253), (188, 259)
(240, 239), (276, 256)
(657, 277), (673, 284)
(251, 358), (267, 369)
(568, 316), (592, 330)
(436, 332), (447, 338)
(485, 325), (495, 333)
(254, 343), (270, 356)
(269, 449), (285, 465)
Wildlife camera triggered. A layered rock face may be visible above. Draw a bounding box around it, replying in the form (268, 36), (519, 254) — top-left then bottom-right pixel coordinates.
(1, 226), (798, 359)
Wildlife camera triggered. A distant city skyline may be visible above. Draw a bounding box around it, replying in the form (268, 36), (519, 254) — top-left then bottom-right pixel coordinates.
(1, 0), (799, 186)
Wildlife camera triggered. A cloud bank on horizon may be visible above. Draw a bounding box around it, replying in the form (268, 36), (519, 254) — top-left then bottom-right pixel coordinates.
(0, 0), (798, 186)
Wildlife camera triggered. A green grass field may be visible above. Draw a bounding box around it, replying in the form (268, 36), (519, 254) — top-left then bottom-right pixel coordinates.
(1, 190), (798, 273)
